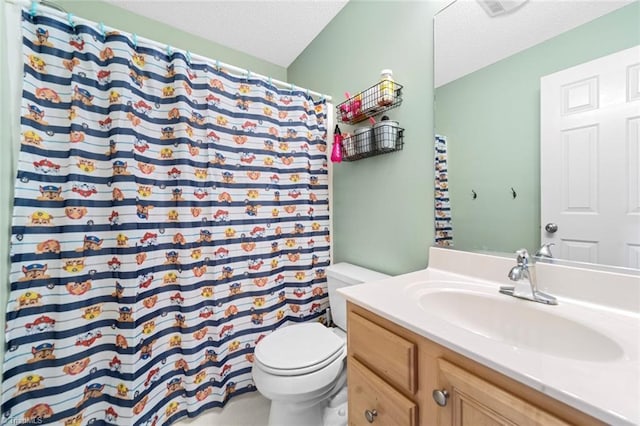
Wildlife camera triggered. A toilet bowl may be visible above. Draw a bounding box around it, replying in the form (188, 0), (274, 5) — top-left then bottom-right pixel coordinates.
(253, 323), (347, 426)
(252, 263), (390, 426)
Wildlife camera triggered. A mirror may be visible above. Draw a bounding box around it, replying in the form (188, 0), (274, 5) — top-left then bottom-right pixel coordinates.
(434, 0), (640, 269)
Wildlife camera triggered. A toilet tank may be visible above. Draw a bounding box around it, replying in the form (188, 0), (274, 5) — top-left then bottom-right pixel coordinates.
(326, 263), (390, 331)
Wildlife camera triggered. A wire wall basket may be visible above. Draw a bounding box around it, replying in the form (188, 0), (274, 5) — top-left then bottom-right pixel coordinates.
(341, 125), (405, 161)
(336, 81), (403, 125)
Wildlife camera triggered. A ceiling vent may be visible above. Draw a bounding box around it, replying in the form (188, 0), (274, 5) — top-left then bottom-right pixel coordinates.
(477, 0), (529, 16)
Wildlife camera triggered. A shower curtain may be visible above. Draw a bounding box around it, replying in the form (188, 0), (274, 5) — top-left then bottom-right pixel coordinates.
(434, 135), (453, 246)
(2, 9), (330, 426)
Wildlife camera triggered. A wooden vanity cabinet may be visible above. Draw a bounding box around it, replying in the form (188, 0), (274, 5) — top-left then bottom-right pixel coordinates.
(436, 358), (569, 426)
(346, 302), (605, 426)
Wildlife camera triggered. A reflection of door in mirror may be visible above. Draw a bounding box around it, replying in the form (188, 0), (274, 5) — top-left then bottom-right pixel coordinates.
(434, 0), (640, 269)
(541, 46), (640, 269)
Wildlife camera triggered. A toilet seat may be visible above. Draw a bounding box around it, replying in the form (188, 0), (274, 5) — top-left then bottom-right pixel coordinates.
(255, 323), (345, 376)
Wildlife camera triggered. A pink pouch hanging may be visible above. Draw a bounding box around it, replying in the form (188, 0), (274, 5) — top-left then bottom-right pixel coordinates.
(331, 125), (343, 163)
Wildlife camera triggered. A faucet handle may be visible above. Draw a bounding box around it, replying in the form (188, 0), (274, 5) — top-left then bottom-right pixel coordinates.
(515, 249), (529, 266)
(535, 243), (555, 258)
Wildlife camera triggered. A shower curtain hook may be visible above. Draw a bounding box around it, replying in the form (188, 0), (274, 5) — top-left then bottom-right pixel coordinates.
(185, 51), (192, 65)
(290, 83), (295, 92)
(67, 13), (75, 31)
(306, 88), (310, 98)
(99, 22), (105, 38)
(132, 33), (138, 50)
(166, 45), (173, 57)
(246, 70), (251, 80)
(268, 76), (272, 86)
(215, 59), (220, 70)
(29, 1), (37, 18)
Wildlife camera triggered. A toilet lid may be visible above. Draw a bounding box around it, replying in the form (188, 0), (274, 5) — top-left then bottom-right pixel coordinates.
(255, 323), (345, 373)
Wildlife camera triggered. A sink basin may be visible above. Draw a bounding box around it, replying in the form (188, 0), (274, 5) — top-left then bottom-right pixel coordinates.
(417, 288), (624, 361)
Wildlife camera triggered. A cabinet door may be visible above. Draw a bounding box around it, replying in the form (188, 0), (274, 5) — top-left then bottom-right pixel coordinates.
(348, 357), (417, 426)
(436, 359), (570, 426)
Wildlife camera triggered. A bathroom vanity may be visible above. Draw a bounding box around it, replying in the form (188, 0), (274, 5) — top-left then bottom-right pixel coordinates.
(339, 248), (639, 426)
(347, 304), (599, 426)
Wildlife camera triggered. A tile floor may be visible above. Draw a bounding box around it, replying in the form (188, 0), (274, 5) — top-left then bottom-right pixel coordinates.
(173, 385), (348, 426)
(174, 392), (270, 426)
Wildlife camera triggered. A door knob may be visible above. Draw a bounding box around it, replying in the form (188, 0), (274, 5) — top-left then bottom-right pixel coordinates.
(432, 389), (449, 407)
(545, 223), (558, 233)
(364, 409), (378, 423)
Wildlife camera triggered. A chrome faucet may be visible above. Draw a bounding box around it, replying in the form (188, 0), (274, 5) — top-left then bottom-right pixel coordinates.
(535, 242), (555, 259)
(499, 249), (558, 305)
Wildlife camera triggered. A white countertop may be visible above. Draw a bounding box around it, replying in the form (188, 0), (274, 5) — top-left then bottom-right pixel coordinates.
(338, 248), (640, 426)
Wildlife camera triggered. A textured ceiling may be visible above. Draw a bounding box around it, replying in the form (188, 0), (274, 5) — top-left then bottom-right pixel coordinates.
(435, 0), (635, 87)
(104, 0), (349, 68)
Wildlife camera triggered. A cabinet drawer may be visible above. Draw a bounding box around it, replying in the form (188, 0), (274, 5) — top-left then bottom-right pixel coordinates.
(349, 357), (418, 426)
(348, 312), (417, 394)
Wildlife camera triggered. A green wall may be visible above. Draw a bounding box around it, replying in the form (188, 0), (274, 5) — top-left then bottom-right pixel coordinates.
(289, 0), (444, 275)
(435, 2), (640, 255)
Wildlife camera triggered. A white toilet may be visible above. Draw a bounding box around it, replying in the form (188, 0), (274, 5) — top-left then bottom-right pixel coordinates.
(252, 263), (390, 426)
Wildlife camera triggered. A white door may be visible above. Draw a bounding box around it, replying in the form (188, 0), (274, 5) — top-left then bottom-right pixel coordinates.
(541, 45), (640, 269)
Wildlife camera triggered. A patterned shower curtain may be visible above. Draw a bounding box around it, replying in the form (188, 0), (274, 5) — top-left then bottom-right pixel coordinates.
(2, 10), (329, 426)
(434, 135), (453, 246)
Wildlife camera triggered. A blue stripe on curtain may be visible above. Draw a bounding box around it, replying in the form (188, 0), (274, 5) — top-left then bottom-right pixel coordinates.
(2, 10), (330, 426)
(435, 135), (453, 246)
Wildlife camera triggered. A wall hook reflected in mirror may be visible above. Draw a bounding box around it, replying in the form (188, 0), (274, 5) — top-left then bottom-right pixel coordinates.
(471, 190), (477, 200)
(511, 187), (517, 199)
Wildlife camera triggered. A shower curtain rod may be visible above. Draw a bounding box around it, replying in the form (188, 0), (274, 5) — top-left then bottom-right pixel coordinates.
(3, 0), (332, 101)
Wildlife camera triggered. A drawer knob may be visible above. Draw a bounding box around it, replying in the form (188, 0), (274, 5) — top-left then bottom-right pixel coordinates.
(364, 409), (378, 423)
(432, 389), (449, 407)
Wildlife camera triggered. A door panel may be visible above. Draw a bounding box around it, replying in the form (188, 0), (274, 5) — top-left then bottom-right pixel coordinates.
(561, 125), (598, 212)
(541, 45), (640, 268)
